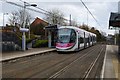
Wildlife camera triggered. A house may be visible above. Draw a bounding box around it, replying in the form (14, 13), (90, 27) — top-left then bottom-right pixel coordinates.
(30, 17), (60, 47)
(30, 17), (49, 39)
(30, 17), (48, 27)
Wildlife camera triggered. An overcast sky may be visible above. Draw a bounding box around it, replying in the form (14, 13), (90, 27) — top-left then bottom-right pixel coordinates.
(0, 0), (120, 35)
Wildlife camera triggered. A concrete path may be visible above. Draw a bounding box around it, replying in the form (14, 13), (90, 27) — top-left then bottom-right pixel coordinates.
(101, 45), (119, 79)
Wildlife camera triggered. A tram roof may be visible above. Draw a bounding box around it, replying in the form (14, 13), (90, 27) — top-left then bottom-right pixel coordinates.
(59, 26), (96, 36)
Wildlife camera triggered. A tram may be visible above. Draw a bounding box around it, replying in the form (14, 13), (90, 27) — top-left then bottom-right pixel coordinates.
(56, 26), (96, 52)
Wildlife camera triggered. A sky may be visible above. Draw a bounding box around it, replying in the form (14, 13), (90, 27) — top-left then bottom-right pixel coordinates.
(0, 0), (120, 35)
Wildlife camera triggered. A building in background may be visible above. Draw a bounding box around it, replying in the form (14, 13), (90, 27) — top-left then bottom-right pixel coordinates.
(30, 17), (48, 39)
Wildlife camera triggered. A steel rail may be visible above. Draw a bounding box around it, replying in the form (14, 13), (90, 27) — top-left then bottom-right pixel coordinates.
(28, 45), (99, 78)
(48, 45), (100, 79)
(82, 45), (104, 79)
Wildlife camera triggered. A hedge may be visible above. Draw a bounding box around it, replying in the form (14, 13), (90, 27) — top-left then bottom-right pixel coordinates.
(33, 40), (48, 48)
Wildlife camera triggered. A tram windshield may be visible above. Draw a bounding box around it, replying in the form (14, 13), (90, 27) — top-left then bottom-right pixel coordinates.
(58, 28), (76, 43)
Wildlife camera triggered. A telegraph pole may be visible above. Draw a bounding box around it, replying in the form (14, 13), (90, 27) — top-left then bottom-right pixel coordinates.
(87, 11), (88, 26)
(114, 27), (117, 45)
(118, 30), (120, 55)
(70, 14), (72, 26)
(118, 1), (120, 55)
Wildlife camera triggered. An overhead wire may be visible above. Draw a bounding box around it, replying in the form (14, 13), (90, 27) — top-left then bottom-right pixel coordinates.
(19, 0), (68, 21)
(1, 0), (49, 15)
(2, 0), (101, 25)
(80, 0), (101, 27)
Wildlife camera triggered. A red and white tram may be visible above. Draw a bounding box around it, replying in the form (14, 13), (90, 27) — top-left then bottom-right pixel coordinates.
(56, 26), (96, 52)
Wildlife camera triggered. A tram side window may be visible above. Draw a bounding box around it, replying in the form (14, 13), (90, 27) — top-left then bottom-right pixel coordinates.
(80, 37), (84, 43)
(93, 36), (95, 42)
(70, 30), (76, 43)
(90, 36), (92, 42)
(94, 36), (96, 42)
(93, 36), (94, 42)
(88, 37), (90, 42)
(86, 38), (89, 43)
(93, 37), (94, 42)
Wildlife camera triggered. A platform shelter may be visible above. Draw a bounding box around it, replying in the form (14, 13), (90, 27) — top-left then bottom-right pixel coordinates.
(109, 12), (120, 55)
(44, 25), (59, 48)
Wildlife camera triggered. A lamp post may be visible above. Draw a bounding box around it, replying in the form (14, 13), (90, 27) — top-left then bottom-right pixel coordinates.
(22, 2), (37, 51)
(3, 13), (8, 27)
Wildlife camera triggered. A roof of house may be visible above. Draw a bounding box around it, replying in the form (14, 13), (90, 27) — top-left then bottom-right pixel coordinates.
(30, 17), (48, 27)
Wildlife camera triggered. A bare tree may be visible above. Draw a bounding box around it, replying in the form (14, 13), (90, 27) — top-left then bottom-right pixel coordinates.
(9, 9), (32, 28)
(17, 9), (32, 28)
(44, 9), (65, 25)
(71, 19), (78, 26)
(8, 11), (18, 26)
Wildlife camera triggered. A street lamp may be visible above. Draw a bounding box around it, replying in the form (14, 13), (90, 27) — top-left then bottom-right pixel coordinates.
(22, 2), (37, 51)
(3, 13), (8, 27)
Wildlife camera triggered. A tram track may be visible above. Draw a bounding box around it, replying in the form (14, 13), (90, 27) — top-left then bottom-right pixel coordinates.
(3, 44), (97, 68)
(27, 45), (100, 78)
(3, 52), (75, 78)
(82, 47), (104, 79)
(46, 45), (102, 79)
(48, 48), (97, 78)
(3, 45), (97, 78)
(2, 44), (105, 78)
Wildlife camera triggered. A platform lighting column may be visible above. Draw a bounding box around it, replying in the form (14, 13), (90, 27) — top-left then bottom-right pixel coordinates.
(22, 2), (37, 51)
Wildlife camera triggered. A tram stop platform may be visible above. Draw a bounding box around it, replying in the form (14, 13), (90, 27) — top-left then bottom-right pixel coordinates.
(1, 48), (56, 62)
(101, 45), (120, 80)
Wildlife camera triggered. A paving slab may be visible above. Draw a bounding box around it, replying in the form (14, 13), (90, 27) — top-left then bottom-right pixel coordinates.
(101, 45), (119, 79)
